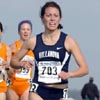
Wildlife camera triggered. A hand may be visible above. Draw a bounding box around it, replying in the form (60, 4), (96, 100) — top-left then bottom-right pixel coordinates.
(58, 71), (71, 80)
(20, 61), (33, 70)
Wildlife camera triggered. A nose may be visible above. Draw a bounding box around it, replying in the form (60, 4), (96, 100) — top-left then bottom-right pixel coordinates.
(50, 15), (55, 21)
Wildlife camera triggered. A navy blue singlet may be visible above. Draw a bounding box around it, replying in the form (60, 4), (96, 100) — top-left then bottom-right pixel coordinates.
(32, 32), (71, 86)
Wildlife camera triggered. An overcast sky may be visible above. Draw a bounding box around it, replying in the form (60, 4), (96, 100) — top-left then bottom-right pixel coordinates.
(0, 0), (100, 90)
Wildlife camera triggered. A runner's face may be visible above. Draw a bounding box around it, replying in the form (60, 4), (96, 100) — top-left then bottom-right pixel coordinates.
(19, 23), (32, 41)
(42, 7), (61, 31)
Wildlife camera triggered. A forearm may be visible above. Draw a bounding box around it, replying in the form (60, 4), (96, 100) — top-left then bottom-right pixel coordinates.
(69, 67), (89, 78)
(10, 59), (22, 69)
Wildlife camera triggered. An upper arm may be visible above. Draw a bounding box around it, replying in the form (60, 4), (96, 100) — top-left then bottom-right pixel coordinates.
(13, 36), (36, 61)
(9, 42), (16, 53)
(65, 35), (88, 68)
(13, 44), (28, 61)
(9, 42), (17, 57)
(6, 46), (11, 64)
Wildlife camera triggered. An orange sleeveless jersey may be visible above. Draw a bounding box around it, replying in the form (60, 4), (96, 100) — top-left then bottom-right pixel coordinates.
(8, 40), (34, 96)
(0, 42), (7, 92)
(11, 40), (34, 81)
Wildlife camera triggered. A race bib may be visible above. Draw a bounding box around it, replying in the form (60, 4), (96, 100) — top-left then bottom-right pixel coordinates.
(38, 61), (62, 83)
(15, 68), (31, 79)
(30, 82), (39, 92)
(15, 55), (34, 79)
(63, 88), (68, 99)
(0, 58), (5, 82)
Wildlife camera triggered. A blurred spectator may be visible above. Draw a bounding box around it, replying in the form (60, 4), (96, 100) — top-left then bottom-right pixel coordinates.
(81, 77), (99, 100)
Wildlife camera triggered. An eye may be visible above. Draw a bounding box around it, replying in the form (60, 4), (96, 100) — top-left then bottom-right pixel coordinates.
(54, 14), (59, 17)
(45, 14), (51, 17)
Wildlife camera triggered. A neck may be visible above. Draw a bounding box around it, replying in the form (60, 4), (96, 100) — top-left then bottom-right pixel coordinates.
(42, 30), (61, 46)
(44, 30), (60, 37)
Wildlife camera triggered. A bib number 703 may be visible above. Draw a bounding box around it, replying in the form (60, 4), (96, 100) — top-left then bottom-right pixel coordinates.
(42, 66), (57, 75)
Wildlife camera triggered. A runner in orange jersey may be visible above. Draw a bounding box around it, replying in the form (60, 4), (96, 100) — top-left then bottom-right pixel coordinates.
(7, 20), (35, 100)
(0, 22), (11, 100)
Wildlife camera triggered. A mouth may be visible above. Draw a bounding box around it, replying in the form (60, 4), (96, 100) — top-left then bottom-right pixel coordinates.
(24, 34), (29, 37)
(49, 22), (56, 25)
(49, 23), (56, 27)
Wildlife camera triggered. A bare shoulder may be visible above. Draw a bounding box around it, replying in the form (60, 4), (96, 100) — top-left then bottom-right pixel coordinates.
(6, 45), (11, 56)
(9, 42), (16, 52)
(6, 45), (11, 51)
(24, 35), (36, 50)
(65, 35), (76, 44)
(65, 35), (79, 52)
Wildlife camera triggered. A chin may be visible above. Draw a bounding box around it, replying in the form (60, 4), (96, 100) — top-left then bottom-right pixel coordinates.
(48, 28), (57, 31)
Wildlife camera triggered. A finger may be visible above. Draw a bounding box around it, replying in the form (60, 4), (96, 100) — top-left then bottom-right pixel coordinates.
(58, 73), (61, 79)
(29, 61), (34, 66)
(24, 63), (31, 69)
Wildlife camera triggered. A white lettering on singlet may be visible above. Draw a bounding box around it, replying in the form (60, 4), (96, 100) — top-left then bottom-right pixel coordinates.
(39, 51), (59, 59)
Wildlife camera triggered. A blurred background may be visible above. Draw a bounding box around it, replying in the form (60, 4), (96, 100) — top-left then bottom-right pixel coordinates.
(0, 0), (100, 99)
